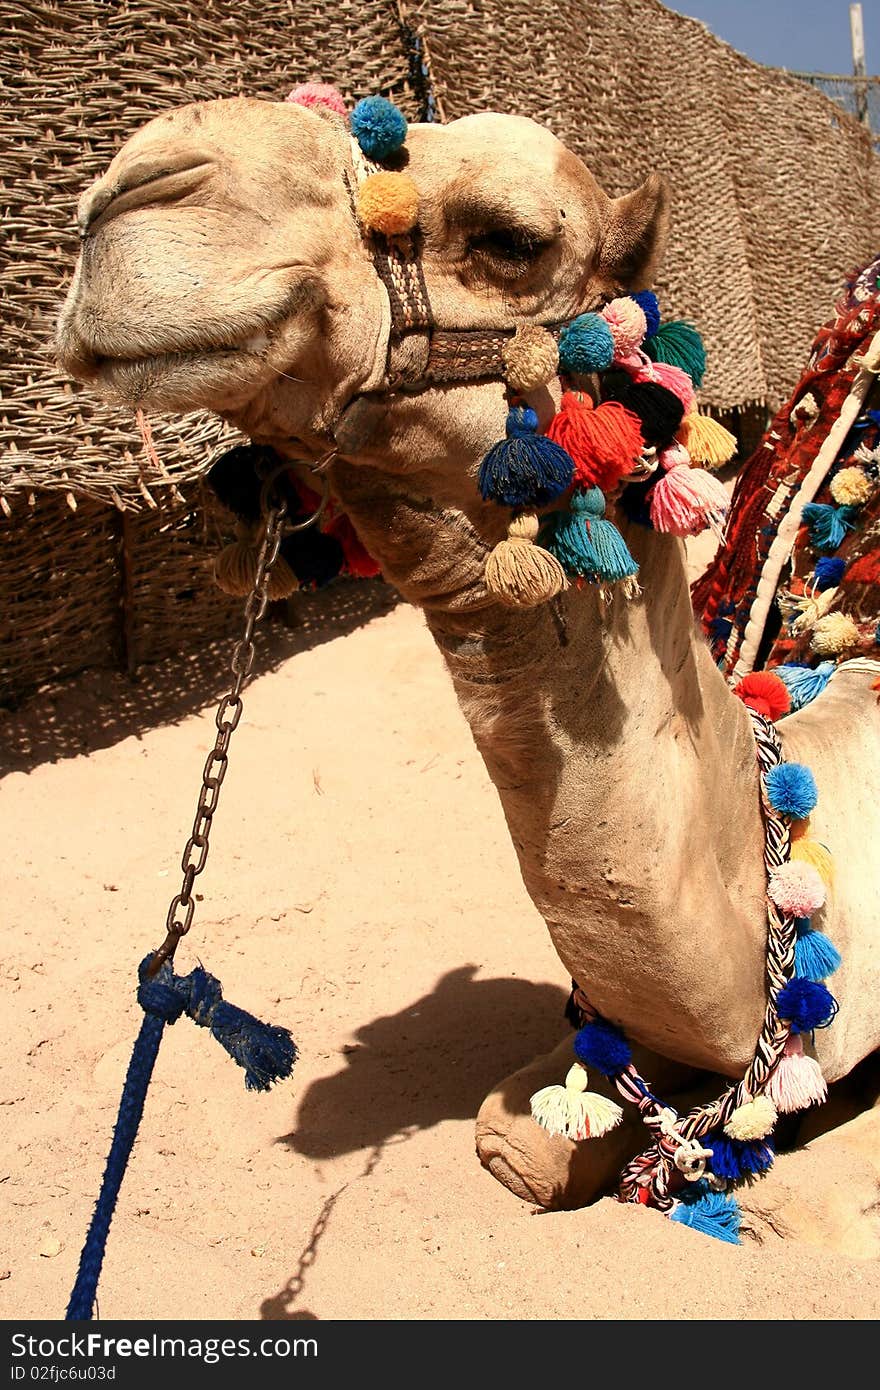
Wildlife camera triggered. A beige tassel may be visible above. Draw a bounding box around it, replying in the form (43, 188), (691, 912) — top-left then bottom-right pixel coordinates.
(484, 511), (567, 608)
(213, 522), (299, 600)
(530, 1062), (623, 1141)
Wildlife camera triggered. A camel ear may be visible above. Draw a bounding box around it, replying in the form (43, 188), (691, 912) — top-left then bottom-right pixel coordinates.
(599, 173), (670, 292)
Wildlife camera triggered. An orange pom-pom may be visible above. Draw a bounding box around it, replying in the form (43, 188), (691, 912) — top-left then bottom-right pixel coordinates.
(545, 392), (644, 492)
(733, 671), (791, 721)
(357, 172), (419, 236)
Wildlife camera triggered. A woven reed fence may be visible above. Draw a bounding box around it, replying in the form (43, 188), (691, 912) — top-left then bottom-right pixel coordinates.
(1, 0), (878, 705)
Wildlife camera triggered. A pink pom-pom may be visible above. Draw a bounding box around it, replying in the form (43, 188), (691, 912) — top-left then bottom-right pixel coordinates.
(766, 1034), (827, 1113)
(651, 362), (697, 415)
(602, 296), (648, 357)
(659, 442), (691, 471)
(768, 861), (826, 916)
(649, 465), (729, 537)
(286, 83), (348, 118)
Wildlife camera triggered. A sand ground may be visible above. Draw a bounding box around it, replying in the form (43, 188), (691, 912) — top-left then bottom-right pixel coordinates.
(2, 580), (879, 1321)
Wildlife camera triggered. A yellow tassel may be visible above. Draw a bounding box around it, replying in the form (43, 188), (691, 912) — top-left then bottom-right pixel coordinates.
(529, 1063), (623, 1141)
(213, 523), (299, 600)
(484, 511), (567, 608)
(790, 837), (834, 886)
(723, 1095), (777, 1141)
(676, 413), (737, 470)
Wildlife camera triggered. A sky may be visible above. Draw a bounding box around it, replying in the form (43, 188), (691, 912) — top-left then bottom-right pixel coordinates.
(664, 1), (880, 75)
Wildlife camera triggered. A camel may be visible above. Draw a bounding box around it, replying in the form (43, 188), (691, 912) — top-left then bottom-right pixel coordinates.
(56, 95), (880, 1251)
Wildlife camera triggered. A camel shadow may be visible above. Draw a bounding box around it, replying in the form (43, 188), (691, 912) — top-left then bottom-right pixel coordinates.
(280, 966), (569, 1159)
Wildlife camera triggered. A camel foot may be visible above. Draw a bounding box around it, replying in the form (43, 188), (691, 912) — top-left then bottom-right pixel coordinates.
(475, 1034), (698, 1209)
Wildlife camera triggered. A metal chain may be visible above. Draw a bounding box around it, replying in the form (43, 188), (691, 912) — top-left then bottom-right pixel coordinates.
(146, 498), (288, 978)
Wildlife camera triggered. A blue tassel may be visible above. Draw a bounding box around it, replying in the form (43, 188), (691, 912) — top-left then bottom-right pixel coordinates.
(773, 661), (835, 711)
(705, 1132), (774, 1180)
(136, 956), (298, 1091)
(478, 406), (574, 507)
(764, 762), (818, 819)
(813, 556), (846, 590)
(629, 289), (661, 339)
(573, 1018), (632, 1076)
(546, 487), (639, 585)
(776, 977), (838, 1033)
(801, 502), (856, 552)
(671, 1182), (741, 1244)
(794, 921), (842, 981)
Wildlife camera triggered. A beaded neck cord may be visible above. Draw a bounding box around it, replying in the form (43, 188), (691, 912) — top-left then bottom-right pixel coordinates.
(270, 88), (843, 1245)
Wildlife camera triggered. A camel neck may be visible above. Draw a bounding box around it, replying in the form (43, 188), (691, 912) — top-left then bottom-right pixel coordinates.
(330, 461), (769, 1072)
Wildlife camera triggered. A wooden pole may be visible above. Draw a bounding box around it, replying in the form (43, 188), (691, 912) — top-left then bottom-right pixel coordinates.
(850, 3), (869, 126)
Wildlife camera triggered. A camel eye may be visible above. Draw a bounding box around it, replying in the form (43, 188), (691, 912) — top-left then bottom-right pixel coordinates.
(467, 224), (551, 278)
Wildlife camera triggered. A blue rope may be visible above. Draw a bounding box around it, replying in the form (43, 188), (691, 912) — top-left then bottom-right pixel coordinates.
(66, 955), (296, 1320)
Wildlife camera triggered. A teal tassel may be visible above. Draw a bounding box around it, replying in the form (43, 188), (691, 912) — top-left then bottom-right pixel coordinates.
(671, 1182), (741, 1244)
(801, 502), (856, 552)
(794, 920), (842, 981)
(545, 486), (639, 589)
(643, 320), (707, 387)
(773, 661), (835, 711)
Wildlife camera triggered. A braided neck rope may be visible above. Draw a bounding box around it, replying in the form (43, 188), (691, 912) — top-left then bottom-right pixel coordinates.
(573, 709), (796, 1209)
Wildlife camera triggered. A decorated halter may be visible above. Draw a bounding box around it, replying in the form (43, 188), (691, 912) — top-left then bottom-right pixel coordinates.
(266, 85), (738, 612)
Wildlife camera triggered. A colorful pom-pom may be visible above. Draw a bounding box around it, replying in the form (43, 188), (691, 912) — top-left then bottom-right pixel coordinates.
(502, 325), (559, 392)
(801, 502), (855, 552)
(478, 408), (574, 508)
(675, 412), (737, 469)
(705, 1132), (774, 1179)
(558, 314), (615, 374)
(671, 1184), (741, 1244)
(286, 82), (349, 118)
(776, 977), (838, 1032)
(649, 463), (729, 537)
(600, 371), (684, 449)
(629, 290), (661, 339)
(723, 1096), (777, 1142)
(573, 1018), (632, 1076)
(601, 296), (648, 357)
(545, 487), (640, 591)
(810, 611), (861, 657)
(350, 96), (407, 160)
(772, 661), (835, 711)
(764, 762), (818, 819)
(484, 512), (567, 608)
(356, 171), (419, 235)
(529, 1062), (623, 1140)
(545, 393), (644, 492)
(830, 466), (873, 507)
(789, 837), (834, 886)
(733, 671), (791, 721)
(650, 362), (696, 416)
(768, 860), (826, 916)
(644, 320), (707, 387)
(813, 556), (846, 591)
(766, 1034), (827, 1113)
(794, 921), (842, 981)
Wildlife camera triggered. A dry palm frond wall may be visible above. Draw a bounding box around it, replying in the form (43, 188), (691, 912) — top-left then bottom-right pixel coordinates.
(1, 0), (878, 703)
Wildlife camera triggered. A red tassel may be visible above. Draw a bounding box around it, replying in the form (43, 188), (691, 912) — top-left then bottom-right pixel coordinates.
(733, 671), (791, 720)
(546, 392), (645, 491)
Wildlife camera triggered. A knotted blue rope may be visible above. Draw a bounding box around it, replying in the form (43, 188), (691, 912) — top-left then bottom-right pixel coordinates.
(66, 955), (296, 1320)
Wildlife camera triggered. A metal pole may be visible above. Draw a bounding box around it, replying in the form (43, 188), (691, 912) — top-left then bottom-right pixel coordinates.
(850, 3), (869, 126)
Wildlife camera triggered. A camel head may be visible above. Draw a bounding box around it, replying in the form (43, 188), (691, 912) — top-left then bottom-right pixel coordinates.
(57, 97), (670, 508)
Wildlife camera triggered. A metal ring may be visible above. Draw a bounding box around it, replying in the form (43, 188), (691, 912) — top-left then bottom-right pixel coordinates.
(257, 463), (330, 534)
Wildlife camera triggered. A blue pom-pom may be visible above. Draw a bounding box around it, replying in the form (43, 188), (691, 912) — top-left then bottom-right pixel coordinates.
(813, 556), (846, 590)
(794, 921), (842, 981)
(573, 1018), (632, 1076)
(629, 289), (661, 339)
(764, 762), (818, 819)
(558, 314), (614, 374)
(671, 1182), (741, 1244)
(801, 502), (856, 552)
(478, 433), (573, 508)
(773, 661), (835, 711)
(350, 96), (408, 160)
(506, 405), (539, 438)
(776, 977), (838, 1033)
(705, 1132), (774, 1180)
